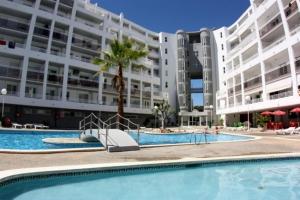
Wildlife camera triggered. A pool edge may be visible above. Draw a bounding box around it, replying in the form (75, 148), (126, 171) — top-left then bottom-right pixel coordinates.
(1, 152), (300, 186)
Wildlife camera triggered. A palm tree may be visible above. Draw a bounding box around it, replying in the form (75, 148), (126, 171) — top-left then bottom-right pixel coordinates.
(93, 39), (147, 125)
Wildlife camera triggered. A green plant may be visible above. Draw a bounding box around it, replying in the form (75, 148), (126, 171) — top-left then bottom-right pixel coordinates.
(152, 99), (175, 130)
(256, 114), (270, 128)
(219, 118), (224, 126)
(93, 39), (147, 124)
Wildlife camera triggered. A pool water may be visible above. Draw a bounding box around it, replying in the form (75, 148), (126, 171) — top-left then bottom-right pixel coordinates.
(0, 130), (252, 150)
(1, 159), (300, 200)
(0, 131), (101, 150)
(130, 132), (251, 145)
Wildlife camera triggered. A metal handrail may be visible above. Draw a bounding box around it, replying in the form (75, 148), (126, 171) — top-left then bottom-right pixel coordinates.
(78, 112), (141, 149)
(104, 113), (140, 145)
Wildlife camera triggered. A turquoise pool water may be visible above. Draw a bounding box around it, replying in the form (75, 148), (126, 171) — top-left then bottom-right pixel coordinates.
(0, 130), (252, 150)
(131, 132), (251, 145)
(0, 130), (101, 150)
(1, 159), (300, 200)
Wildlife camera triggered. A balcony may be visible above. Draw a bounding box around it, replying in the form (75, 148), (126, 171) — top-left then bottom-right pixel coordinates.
(269, 90), (292, 100)
(244, 76), (262, 90)
(46, 95), (61, 101)
(72, 37), (101, 52)
(25, 92), (42, 99)
(142, 91), (151, 98)
(52, 31), (68, 43)
(60, 0), (73, 7)
(259, 14), (282, 38)
(0, 18), (29, 33)
(67, 97), (98, 104)
(33, 26), (50, 38)
(7, 0), (35, 7)
(228, 87), (234, 96)
(26, 71), (44, 82)
(0, 65), (21, 79)
(48, 74), (64, 84)
(265, 63), (290, 83)
(235, 84), (242, 93)
(285, 1), (298, 18)
(68, 77), (98, 89)
(70, 54), (91, 63)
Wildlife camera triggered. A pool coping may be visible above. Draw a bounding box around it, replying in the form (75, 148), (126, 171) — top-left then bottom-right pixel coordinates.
(1, 152), (300, 186)
(0, 132), (260, 153)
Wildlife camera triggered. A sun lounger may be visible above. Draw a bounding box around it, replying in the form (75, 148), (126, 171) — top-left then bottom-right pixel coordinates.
(33, 124), (49, 129)
(294, 127), (300, 134)
(12, 123), (22, 129)
(276, 127), (296, 135)
(23, 124), (34, 129)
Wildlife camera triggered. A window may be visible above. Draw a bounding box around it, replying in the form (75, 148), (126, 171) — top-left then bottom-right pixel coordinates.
(165, 37), (168, 42)
(165, 59), (168, 65)
(165, 48), (168, 54)
(223, 67), (226, 74)
(222, 56), (225, 62)
(220, 32), (223, 38)
(221, 44), (224, 50)
(165, 82), (168, 88)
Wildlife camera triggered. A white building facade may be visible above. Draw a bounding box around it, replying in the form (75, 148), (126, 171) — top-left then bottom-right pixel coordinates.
(0, 0), (174, 128)
(214, 0), (300, 127)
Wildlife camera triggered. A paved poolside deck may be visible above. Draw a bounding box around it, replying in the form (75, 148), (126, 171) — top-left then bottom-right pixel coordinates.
(1, 133), (300, 171)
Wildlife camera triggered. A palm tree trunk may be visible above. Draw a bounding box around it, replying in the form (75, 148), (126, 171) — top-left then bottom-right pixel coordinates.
(117, 64), (124, 129)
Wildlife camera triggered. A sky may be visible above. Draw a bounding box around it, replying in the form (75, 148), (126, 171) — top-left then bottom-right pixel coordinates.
(92, 0), (250, 33)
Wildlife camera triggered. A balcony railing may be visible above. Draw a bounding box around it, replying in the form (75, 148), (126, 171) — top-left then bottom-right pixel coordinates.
(131, 89), (140, 96)
(285, 1), (298, 18)
(25, 92), (42, 99)
(228, 87), (234, 96)
(60, 0), (73, 7)
(265, 64), (290, 83)
(0, 65), (21, 79)
(244, 76), (262, 90)
(0, 18), (29, 33)
(33, 26), (50, 38)
(142, 91), (151, 98)
(53, 31), (68, 43)
(270, 90), (293, 100)
(68, 77), (99, 89)
(26, 71), (44, 82)
(67, 97), (98, 104)
(72, 36), (101, 51)
(70, 54), (92, 63)
(235, 84), (242, 93)
(7, 0), (34, 7)
(48, 74), (64, 84)
(46, 95), (61, 101)
(259, 14), (282, 37)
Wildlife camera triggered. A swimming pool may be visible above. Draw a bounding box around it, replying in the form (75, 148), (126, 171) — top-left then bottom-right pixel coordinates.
(0, 130), (101, 150)
(1, 158), (300, 200)
(131, 132), (252, 145)
(0, 130), (252, 150)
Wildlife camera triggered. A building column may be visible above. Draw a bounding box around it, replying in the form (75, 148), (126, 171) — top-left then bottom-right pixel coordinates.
(61, 64), (69, 101)
(42, 61), (49, 100)
(199, 117), (202, 126)
(241, 72), (245, 105)
(181, 116), (183, 127)
(206, 117), (208, 126)
(188, 116), (190, 127)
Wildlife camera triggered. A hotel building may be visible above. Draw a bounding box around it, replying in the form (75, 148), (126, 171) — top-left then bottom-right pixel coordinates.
(215, 0), (300, 127)
(0, 0), (218, 128)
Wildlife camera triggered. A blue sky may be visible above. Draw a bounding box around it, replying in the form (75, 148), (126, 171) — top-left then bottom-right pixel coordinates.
(92, 0), (250, 33)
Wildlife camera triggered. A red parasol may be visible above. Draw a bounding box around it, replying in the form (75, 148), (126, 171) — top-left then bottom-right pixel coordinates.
(261, 111), (273, 116)
(290, 107), (300, 113)
(272, 110), (286, 116)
